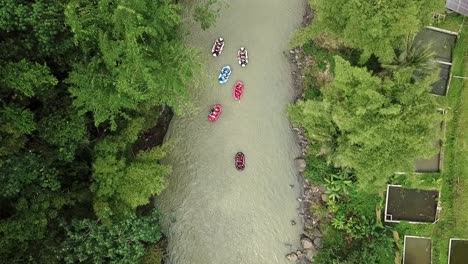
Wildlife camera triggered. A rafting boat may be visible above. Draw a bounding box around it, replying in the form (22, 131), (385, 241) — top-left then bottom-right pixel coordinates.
(235, 152), (245, 171)
(237, 47), (249, 67)
(211, 37), (224, 57)
(233, 81), (244, 100)
(208, 104), (222, 122)
(218, 65), (231, 84)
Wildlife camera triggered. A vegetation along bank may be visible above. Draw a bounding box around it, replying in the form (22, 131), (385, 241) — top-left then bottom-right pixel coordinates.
(0, 0), (218, 263)
(287, 0), (467, 263)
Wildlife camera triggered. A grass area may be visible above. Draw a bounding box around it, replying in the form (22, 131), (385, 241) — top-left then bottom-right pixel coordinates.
(434, 13), (465, 33)
(395, 17), (467, 264)
(391, 173), (442, 190)
(432, 19), (468, 263)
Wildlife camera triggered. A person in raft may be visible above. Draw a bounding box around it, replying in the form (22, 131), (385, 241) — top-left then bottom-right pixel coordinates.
(237, 47), (247, 60)
(213, 38), (224, 54)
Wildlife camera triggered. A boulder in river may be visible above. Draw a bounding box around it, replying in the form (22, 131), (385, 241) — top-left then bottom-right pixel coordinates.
(295, 158), (306, 172)
(286, 252), (298, 261)
(301, 237), (314, 249)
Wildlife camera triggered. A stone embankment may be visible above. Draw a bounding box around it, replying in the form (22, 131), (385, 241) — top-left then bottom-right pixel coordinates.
(285, 127), (327, 263)
(285, 4), (328, 263)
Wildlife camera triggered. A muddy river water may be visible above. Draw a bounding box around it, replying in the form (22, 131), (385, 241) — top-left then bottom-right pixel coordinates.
(158, 0), (305, 263)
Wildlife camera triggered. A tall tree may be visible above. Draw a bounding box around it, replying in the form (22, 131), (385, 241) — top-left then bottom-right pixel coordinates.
(90, 118), (171, 221)
(292, 0), (442, 62)
(289, 56), (441, 186)
(66, 0), (200, 128)
(62, 211), (162, 264)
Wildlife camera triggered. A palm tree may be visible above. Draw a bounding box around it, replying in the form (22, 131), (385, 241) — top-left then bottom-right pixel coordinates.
(383, 34), (437, 78)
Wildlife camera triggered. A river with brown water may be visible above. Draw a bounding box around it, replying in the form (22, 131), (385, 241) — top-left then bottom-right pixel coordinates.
(158, 1), (305, 263)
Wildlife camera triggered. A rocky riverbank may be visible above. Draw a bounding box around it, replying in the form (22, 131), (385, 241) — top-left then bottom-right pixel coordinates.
(284, 3), (329, 263)
(285, 127), (327, 264)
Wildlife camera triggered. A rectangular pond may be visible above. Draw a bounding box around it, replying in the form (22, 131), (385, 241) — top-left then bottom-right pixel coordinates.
(449, 239), (468, 264)
(385, 185), (439, 223)
(403, 236), (432, 264)
(414, 28), (457, 96)
(415, 28), (457, 63)
(415, 140), (442, 173)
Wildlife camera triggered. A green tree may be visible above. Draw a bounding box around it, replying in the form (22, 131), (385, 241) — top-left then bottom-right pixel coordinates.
(66, 0), (200, 128)
(0, 0), (74, 60)
(90, 118), (171, 220)
(293, 0), (442, 62)
(289, 56), (441, 186)
(0, 104), (36, 156)
(38, 109), (87, 161)
(0, 60), (57, 97)
(0, 153), (69, 260)
(62, 211), (162, 264)
(193, 0), (220, 30)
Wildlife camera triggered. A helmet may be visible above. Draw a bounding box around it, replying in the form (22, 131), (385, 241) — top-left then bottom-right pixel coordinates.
(240, 47), (245, 51)
(219, 37), (224, 42)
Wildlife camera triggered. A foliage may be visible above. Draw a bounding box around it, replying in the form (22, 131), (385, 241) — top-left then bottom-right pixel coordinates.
(0, 0), (74, 60)
(324, 173), (353, 203)
(314, 174), (394, 263)
(193, 0), (220, 31)
(0, 104), (36, 156)
(91, 119), (171, 220)
(0, 153), (60, 198)
(66, 0), (200, 128)
(289, 56), (441, 186)
(434, 13), (465, 33)
(62, 211), (162, 264)
(304, 155), (336, 184)
(383, 34), (437, 79)
(294, 0), (442, 62)
(1, 0), (196, 262)
(314, 224), (394, 264)
(0, 60), (57, 97)
(38, 110), (87, 161)
(0, 153), (68, 260)
(141, 244), (164, 264)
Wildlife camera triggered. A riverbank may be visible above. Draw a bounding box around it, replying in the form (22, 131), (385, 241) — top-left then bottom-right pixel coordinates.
(284, 3), (329, 263)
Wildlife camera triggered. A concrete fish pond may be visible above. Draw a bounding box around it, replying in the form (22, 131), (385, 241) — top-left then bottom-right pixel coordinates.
(414, 140), (442, 173)
(414, 27), (457, 96)
(385, 185), (440, 223)
(414, 116), (445, 173)
(403, 236), (432, 264)
(449, 239), (468, 264)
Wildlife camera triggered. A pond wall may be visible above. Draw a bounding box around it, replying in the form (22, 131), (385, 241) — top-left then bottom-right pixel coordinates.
(448, 239), (468, 264)
(385, 185), (439, 223)
(414, 27), (457, 96)
(403, 236), (432, 264)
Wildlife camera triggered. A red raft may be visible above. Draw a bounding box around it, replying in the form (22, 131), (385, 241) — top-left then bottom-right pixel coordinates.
(233, 81), (244, 101)
(235, 152), (245, 171)
(208, 104), (222, 122)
